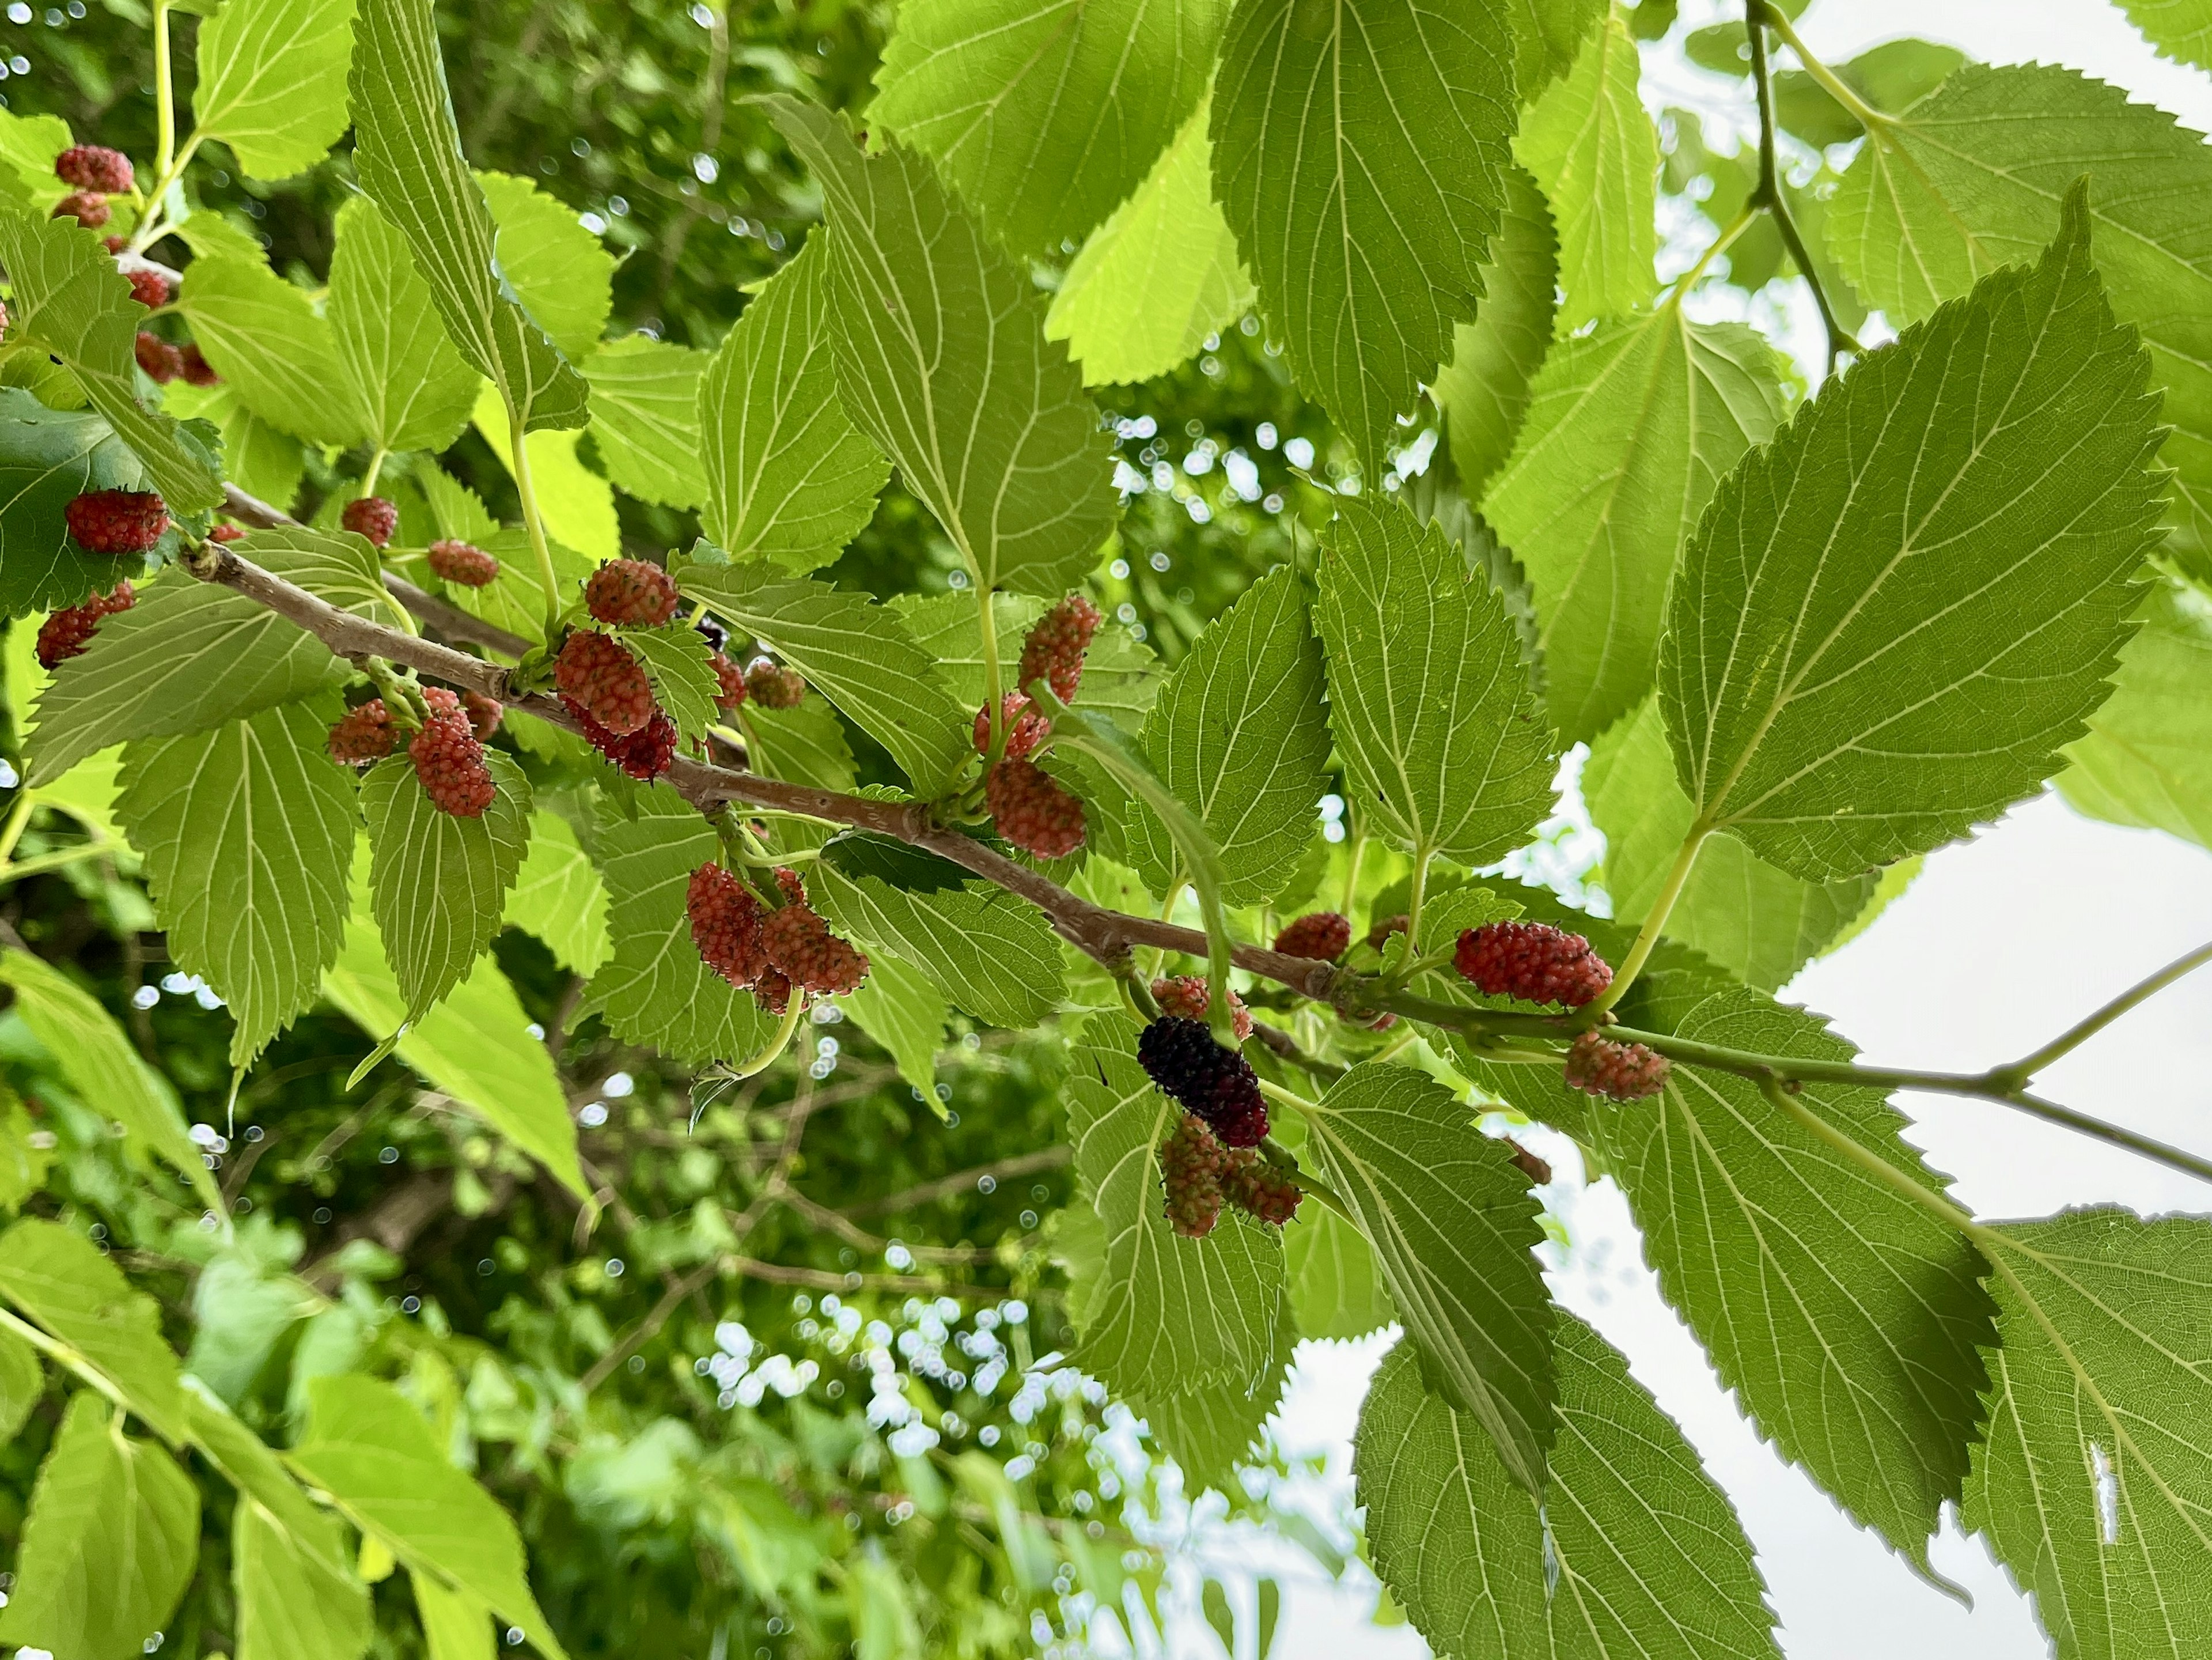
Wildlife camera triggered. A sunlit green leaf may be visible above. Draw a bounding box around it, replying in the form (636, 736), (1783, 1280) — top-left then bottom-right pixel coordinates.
(192, 0), (355, 177)
(328, 195), (481, 455)
(1433, 164), (1557, 501)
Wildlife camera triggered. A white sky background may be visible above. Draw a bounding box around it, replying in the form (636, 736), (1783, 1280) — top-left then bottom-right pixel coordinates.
(1153, 4), (2212, 1657)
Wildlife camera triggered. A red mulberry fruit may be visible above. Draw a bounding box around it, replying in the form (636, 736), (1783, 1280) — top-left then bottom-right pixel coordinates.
(743, 656), (805, 709)
(34, 581), (134, 668)
(135, 332), (181, 383)
(1137, 1017), (1268, 1148)
(1455, 921), (1613, 1008)
(56, 145), (131, 194)
(1018, 593), (1101, 702)
(427, 539), (499, 588)
(688, 863), (771, 989)
(178, 343), (218, 386)
(1150, 975), (1252, 1042)
(461, 690), (503, 740)
(126, 269), (170, 309)
(710, 652), (747, 710)
(584, 557), (680, 626)
(65, 489), (166, 553)
(753, 968), (793, 1016)
(986, 758), (1085, 859)
(762, 895), (869, 996)
(341, 496), (397, 549)
(1562, 1032), (1669, 1102)
(565, 697), (676, 780)
(328, 699), (397, 765)
(556, 630), (656, 736)
(1222, 1149), (1302, 1227)
(208, 523), (247, 543)
(1159, 1113), (1230, 1239)
(1274, 912), (1351, 962)
(408, 687), (495, 817)
(972, 693), (1049, 761)
(52, 191), (109, 228)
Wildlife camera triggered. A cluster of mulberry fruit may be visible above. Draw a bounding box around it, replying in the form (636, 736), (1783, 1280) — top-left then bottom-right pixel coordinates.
(687, 864), (771, 989)
(1156, 1112), (1302, 1238)
(744, 656), (806, 708)
(1150, 975), (1253, 1042)
(585, 558), (681, 627)
(1562, 1032), (1669, 1101)
(1137, 1016), (1268, 1147)
(687, 861), (868, 1007)
(327, 699), (397, 765)
(65, 489), (166, 554)
(126, 268), (170, 310)
(1018, 593), (1101, 702)
(971, 692), (1049, 761)
(341, 496), (398, 549)
(556, 630), (656, 736)
(427, 539), (499, 588)
(134, 333), (214, 385)
(35, 581), (134, 668)
(985, 758), (1086, 859)
(325, 689), (496, 817)
(569, 700), (678, 780)
(710, 652), (748, 711)
(971, 595), (1108, 857)
(1273, 911), (1351, 962)
(53, 146), (130, 234)
(1455, 920), (1613, 1008)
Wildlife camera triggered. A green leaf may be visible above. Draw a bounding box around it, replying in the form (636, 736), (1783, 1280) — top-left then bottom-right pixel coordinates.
(177, 254), (366, 447)
(812, 860), (1065, 1028)
(478, 171), (615, 363)
(325, 882), (585, 1200)
(501, 810), (611, 977)
(1502, 0), (1605, 98)
(185, 1251), (317, 1407)
(115, 698), (357, 1067)
(362, 750), (533, 1022)
(1585, 696), (1880, 992)
(696, 238), (888, 573)
(870, 0), (1226, 257)
(1827, 64), (2212, 568)
(347, 0), (588, 432)
(0, 387), (166, 620)
(2059, 581), (2212, 852)
(1045, 100), (1254, 389)
(290, 1374), (569, 1660)
(1514, 6), (1656, 330)
(236, 1490), (374, 1660)
(29, 526), (400, 784)
(581, 797), (778, 1065)
(616, 624), (721, 743)
(584, 335), (709, 509)
(416, 1574), (497, 1660)
(0, 1393), (199, 1660)
(767, 98), (1119, 596)
(1210, 0), (1517, 465)
(470, 375), (617, 558)
(742, 697), (857, 797)
(191, 0), (355, 177)
(0, 1319), (43, 1440)
(1136, 1300), (1292, 1495)
(1432, 164), (1557, 501)
(1482, 306), (1786, 740)
(1963, 1208), (2212, 1659)
(674, 557), (971, 794)
(1665, 188), (2164, 882)
(835, 952), (947, 1102)
(0, 208), (226, 511)
(1064, 1012), (1285, 1400)
(164, 380), (308, 512)
(1113, 565), (1329, 906)
(0, 955), (217, 1216)
(1302, 1063), (1555, 1492)
(1313, 496), (1557, 867)
(1771, 40), (1965, 149)
(0, 1217), (188, 1442)
(329, 195), (481, 455)
(1355, 1315), (1782, 1660)
(2116, 0), (2212, 71)
(0, 1091), (54, 1212)
(1286, 1203), (1393, 1342)
(1601, 983), (1995, 1567)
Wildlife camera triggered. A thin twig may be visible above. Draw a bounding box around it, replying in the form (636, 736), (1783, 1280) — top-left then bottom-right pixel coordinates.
(1744, 1), (1859, 373)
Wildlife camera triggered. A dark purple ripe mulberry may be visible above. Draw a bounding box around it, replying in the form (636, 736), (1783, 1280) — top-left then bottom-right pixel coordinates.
(1137, 1016), (1268, 1148)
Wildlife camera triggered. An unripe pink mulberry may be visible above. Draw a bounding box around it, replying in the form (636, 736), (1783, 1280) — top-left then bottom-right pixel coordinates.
(56, 145), (131, 193)
(565, 698), (677, 780)
(752, 967), (793, 1016)
(52, 191), (109, 228)
(986, 758), (1085, 858)
(761, 894), (869, 995)
(1222, 1148), (1302, 1227)
(972, 693), (1048, 760)
(555, 630), (656, 736)
(65, 489), (166, 553)
(1159, 1113), (1230, 1239)
(461, 690), (503, 740)
(1137, 1016), (1268, 1147)
(584, 557), (680, 626)
(1150, 975), (1252, 1042)
(1455, 921), (1613, 1008)
(177, 343), (219, 386)
(427, 539), (499, 587)
(1273, 912), (1351, 962)
(135, 332), (181, 383)
(743, 655), (805, 709)
(709, 652), (747, 710)
(328, 699), (397, 765)
(688, 863), (771, 989)
(1018, 593), (1101, 702)
(207, 523), (247, 544)
(1562, 1032), (1669, 1101)
(341, 496), (397, 549)
(35, 581), (134, 668)
(408, 687), (495, 816)
(126, 269), (169, 309)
